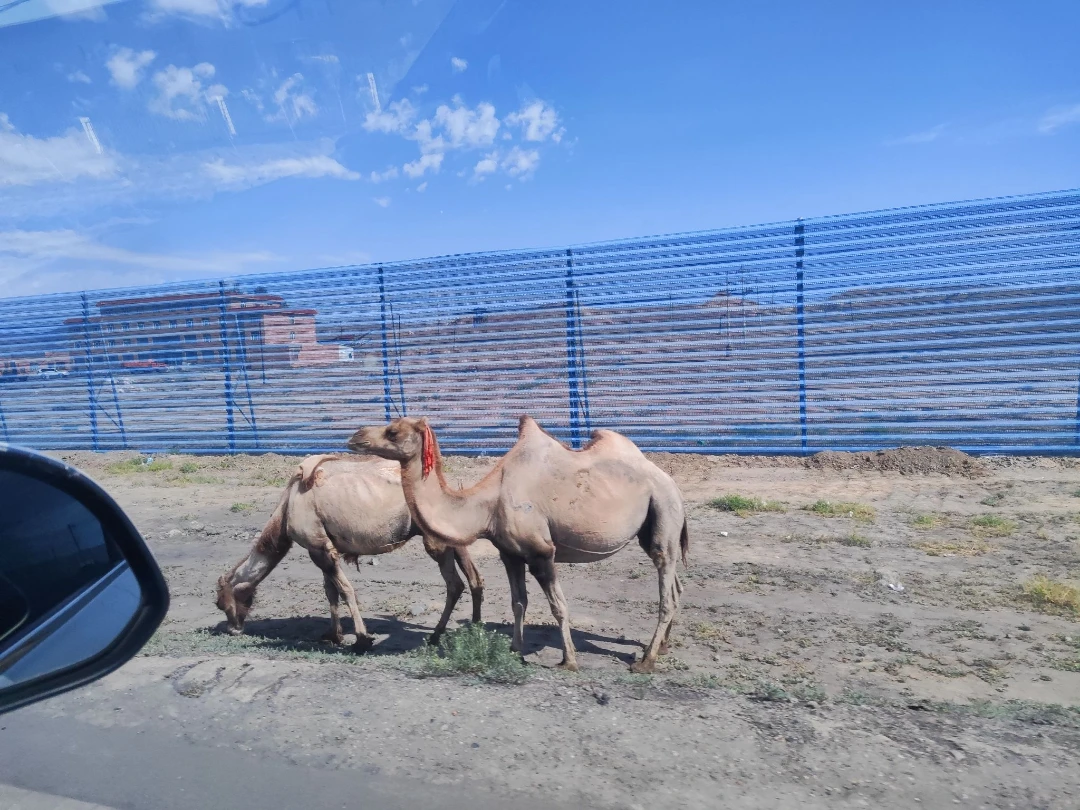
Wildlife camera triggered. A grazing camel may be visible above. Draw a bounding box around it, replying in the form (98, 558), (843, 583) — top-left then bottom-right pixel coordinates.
(346, 416), (688, 673)
(215, 454), (484, 651)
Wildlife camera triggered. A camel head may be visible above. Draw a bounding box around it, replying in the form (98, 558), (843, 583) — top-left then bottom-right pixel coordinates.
(347, 417), (437, 478)
(215, 574), (254, 635)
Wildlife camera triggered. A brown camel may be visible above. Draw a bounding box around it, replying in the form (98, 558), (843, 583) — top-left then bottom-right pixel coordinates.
(346, 416), (688, 673)
(215, 454), (484, 651)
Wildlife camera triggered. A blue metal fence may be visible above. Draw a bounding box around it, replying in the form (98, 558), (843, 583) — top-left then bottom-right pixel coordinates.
(2, 188), (1079, 456)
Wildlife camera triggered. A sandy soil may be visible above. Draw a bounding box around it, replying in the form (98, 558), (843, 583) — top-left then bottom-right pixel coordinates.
(31, 448), (1080, 808)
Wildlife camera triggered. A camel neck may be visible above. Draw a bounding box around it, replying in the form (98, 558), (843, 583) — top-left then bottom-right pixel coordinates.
(400, 452), (496, 545)
(231, 548), (276, 587)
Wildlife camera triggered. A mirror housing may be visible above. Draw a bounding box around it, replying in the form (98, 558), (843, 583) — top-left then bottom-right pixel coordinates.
(0, 445), (169, 715)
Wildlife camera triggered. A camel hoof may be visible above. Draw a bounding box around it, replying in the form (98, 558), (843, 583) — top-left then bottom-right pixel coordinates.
(427, 632), (443, 647)
(352, 634), (376, 653)
(658, 642), (670, 656)
(629, 659), (655, 675)
(226, 626), (244, 637)
(320, 631), (345, 645)
(557, 660), (580, 673)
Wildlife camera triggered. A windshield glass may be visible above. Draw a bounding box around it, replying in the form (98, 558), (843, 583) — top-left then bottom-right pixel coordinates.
(2, 5), (1080, 810)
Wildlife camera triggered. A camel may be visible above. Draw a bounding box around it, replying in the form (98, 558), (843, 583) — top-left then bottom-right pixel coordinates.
(346, 415), (688, 673)
(214, 454), (484, 651)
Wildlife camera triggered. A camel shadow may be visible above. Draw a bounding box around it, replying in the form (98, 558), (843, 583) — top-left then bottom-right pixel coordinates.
(494, 623), (644, 665)
(211, 614), (455, 655)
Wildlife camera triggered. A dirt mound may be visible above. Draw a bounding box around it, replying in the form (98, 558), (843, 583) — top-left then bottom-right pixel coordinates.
(804, 446), (988, 477)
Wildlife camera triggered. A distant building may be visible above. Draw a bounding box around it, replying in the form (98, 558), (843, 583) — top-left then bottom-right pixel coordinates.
(65, 291), (346, 370)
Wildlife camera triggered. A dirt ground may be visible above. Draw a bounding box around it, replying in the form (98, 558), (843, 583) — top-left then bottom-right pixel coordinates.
(31, 448), (1080, 808)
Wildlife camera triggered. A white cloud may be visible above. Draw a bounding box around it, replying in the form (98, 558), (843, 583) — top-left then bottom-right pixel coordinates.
(416, 181), (427, 192)
(0, 228), (281, 298)
(885, 124), (946, 146)
(1038, 104), (1080, 134)
(369, 166), (399, 183)
(148, 62), (223, 121)
(472, 151), (498, 180)
(450, 56), (468, 73)
(434, 100), (499, 148)
(67, 70), (92, 84)
(202, 154), (360, 189)
(106, 47), (156, 89)
(268, 73), (317, 123)
(412, 84), (429, 95)
(0, 112), (117, 187)
(403, 152), (443, 178)
(147, 0), (268, 21)
(505, 100), (563, 142)
(363, 98), (416, 134)
(373, 196), (391, 208)
(502, 146), (539, 179)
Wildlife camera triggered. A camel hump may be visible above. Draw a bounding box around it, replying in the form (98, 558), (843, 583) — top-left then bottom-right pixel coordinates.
(296, 454), (341, 489)
(517, 414), (539, 436)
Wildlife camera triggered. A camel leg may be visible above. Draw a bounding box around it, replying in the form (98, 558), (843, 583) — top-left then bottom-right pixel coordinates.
(499, 550), (528, 654)
(423, 535), (466, 646)
(316, 568), (344, 645)
(309, 546), (374, 651)
(657, 571), (684, 655)
(529, 556), (578, 672)
(454, 546), (485, 624)
(632, 550), (682, 675)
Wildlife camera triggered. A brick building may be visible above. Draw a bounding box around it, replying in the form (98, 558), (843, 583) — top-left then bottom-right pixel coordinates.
(65, 291), (346, 370)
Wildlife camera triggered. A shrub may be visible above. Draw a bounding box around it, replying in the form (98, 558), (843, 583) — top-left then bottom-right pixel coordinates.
(413, 623), (529, 684)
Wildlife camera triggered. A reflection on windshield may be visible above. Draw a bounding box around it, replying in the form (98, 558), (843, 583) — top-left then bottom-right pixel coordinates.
(0, 470), (123, 640)
(0, 0), (571, 299)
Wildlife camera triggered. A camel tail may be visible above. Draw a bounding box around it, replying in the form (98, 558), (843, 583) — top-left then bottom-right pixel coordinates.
(680, 517), (689, 567)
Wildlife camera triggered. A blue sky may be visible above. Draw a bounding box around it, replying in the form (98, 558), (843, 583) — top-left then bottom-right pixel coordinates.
(0, 0), (1078, 298)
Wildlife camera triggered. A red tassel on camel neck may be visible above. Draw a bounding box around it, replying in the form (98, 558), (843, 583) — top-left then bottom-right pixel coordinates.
(421, 423), (436, 480)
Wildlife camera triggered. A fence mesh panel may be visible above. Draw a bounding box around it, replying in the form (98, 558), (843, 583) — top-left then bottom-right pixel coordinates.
(2, 188), (1078, 455)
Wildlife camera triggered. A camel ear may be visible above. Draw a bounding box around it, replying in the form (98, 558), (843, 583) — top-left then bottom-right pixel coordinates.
(420, 420), (436, 480)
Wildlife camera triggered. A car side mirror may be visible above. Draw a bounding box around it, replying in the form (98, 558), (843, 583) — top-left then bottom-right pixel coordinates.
(0, 445), (169, 715)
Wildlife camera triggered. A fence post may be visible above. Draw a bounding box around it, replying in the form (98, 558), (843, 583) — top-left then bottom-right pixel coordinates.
(377, 265), (393, 424)
(109, 373), (128, 449)
(217, 281), (236, 453)
(80, 293), (100, 451)
(794, 221), (808, 453)
(564, 249), (583, 448)
(1074, 366), (1080, 447)
(234, 317), (260, 449)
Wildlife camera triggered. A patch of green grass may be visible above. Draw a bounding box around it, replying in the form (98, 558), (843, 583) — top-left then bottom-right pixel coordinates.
(255, 473), (290, 488)
(708, 494), (785, 517)
(139, 629), (367, 664)
(971, 514), (1016, 536)
(179, 462), (199, 474)
(230, 502), (256, 513)
(179, 474), (221, 485)
(840, 533), (872, 548)
(688, 620), (727, 642)
(1072, 489), (1080, 498)
(409, 623), (529, 684)
(627, 568), (648, 580)
(105, 457), (173, 474)
(915, 538), (991, 557)
(742, 679), (792, 702)
(911, 513), (941, 530)
(806, 500), (876, 522)
(670, 673), (724, 690)
(613, 672), (653, 687)
(979, 492), (1006, 507)
(1022, 575), (1080, 616)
